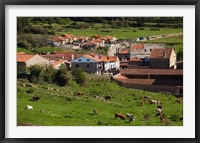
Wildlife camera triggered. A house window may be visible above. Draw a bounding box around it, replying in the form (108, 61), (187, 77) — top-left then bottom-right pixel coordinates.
(78, 59), (81, 61)
(150, 49), (152, 52)
(144, 49), (147, 52)
(87, 64), (90, 68)
(76, 64), (79, 67)
(87, 59), (90, 61)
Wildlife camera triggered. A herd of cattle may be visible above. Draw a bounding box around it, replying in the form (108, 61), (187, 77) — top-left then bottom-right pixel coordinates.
(25, 92), (183, 124)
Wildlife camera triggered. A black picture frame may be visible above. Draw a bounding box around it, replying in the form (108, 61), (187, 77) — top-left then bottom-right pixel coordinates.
(0, 0), (199, 143)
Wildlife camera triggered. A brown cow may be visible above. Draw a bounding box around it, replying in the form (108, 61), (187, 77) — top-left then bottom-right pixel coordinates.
(76, 92), (84, 96)
(115, 113), (125, 120)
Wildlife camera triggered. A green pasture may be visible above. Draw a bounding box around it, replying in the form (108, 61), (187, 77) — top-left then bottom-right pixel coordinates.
(17, 79), (183, 126)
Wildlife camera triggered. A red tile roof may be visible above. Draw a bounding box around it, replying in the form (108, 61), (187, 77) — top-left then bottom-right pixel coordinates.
(150, 48), (173, 58)
(51, 59), (65, 67)
(83, 55), (103, 62)
(77, 36), (87, 40)
(108, 56), (118, 62)
(17, 52), (25, 55)
(62, 34), (75, 40)
(50, 36), (65, 42)
(121, 69), (183, 76)
(129, 58), (142, 62)
(131, 44), (144, 50)
(90, 35), (101, 39)
(119, 49), (129, 54)
(41, 54), (65, 61)
(42, 52), (76, 61)
(17, 54), (35, 62)
(115, 78), (182, 86)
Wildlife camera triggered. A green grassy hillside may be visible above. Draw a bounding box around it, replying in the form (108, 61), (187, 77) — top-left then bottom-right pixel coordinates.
(17, 79), (183, 126)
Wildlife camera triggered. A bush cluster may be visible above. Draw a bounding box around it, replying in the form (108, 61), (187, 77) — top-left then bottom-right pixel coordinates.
(19, 65), (87, 87)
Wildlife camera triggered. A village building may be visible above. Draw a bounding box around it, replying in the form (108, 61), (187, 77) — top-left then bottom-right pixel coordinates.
(50, 59), (70, 69)
(17, 53), (49, 67)
(82, 40), (98, 50)
(128, 57), (143, 66)
(101, 36), (117, 44)
(41, 52), (75, 62)
(61, 34), (76, 43)
(116, 49), (130, 61)
(95, 55), (120, 73)
(114, 69), (183, 96)
(48, 36), (66, 46)
(130, 43), (165, 59)
(71, 55), (104, 75)
(17, 53), (50, 73)
(149, 48), (177, 69)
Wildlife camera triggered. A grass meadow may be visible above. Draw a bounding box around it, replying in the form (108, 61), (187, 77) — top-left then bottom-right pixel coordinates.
(17, 79), (183, 126)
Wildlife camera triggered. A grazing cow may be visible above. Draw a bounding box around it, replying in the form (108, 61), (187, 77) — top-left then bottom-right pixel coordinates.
(115, 113), (125, 120)
(76, 92), (84, 96)
(144, 114), (150, 121)
(175, 98), (182, 104)
(93, 109), (99, 115)
(157, 103), (163, 109)
(144, 95), (151, 99)
(160, 114), (165, 123)
(126, 113), (135, 122)
(160, 114), (171, 125)
(140, 101), (145, 106)
(149, 99), (160, 104)
(26, 105), (33, 110)
(156, 108), (163, 116)
(32, 95), (40, 102)
(104, 95), (112, 101)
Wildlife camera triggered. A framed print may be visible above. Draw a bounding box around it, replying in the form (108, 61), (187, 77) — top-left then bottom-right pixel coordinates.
(0, 0), (200, 143)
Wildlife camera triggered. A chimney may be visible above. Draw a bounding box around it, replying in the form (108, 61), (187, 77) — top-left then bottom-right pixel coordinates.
(107, 57), (109, 60)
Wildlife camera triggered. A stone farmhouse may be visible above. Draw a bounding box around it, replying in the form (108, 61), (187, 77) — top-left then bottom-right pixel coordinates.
(130, 43), (165, 59)
(71, 55), (104, 75)
(114, 69), (183, 96)
(116, 49), (130, 61)
(71, 54), (120, 75)
(17, 52), (49, 68)
(17, 52), (50, 73)
(149, 48), (177, 69)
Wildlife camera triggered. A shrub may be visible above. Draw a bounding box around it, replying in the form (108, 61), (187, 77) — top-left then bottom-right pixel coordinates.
(28, 65), (43, 83)
(100, 29), (112, 33)
(42, 66), (57, 83)
(72, 68), (86, 86)
(26, 88), (35, 93)
(54, 69), (70, 86)
(139, 27), (145, 30)
(150, 28), (161, 31)
(86, 74), (110, 82)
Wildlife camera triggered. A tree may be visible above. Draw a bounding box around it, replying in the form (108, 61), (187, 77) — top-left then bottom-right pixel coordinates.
(28, 65), (43, 83)
(42, 66), (57, 83)
(72, 68), (86, 86)
(54, 69), (70, 86)
(17, 17), (30, 34)
(136, 17), (145, 27)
